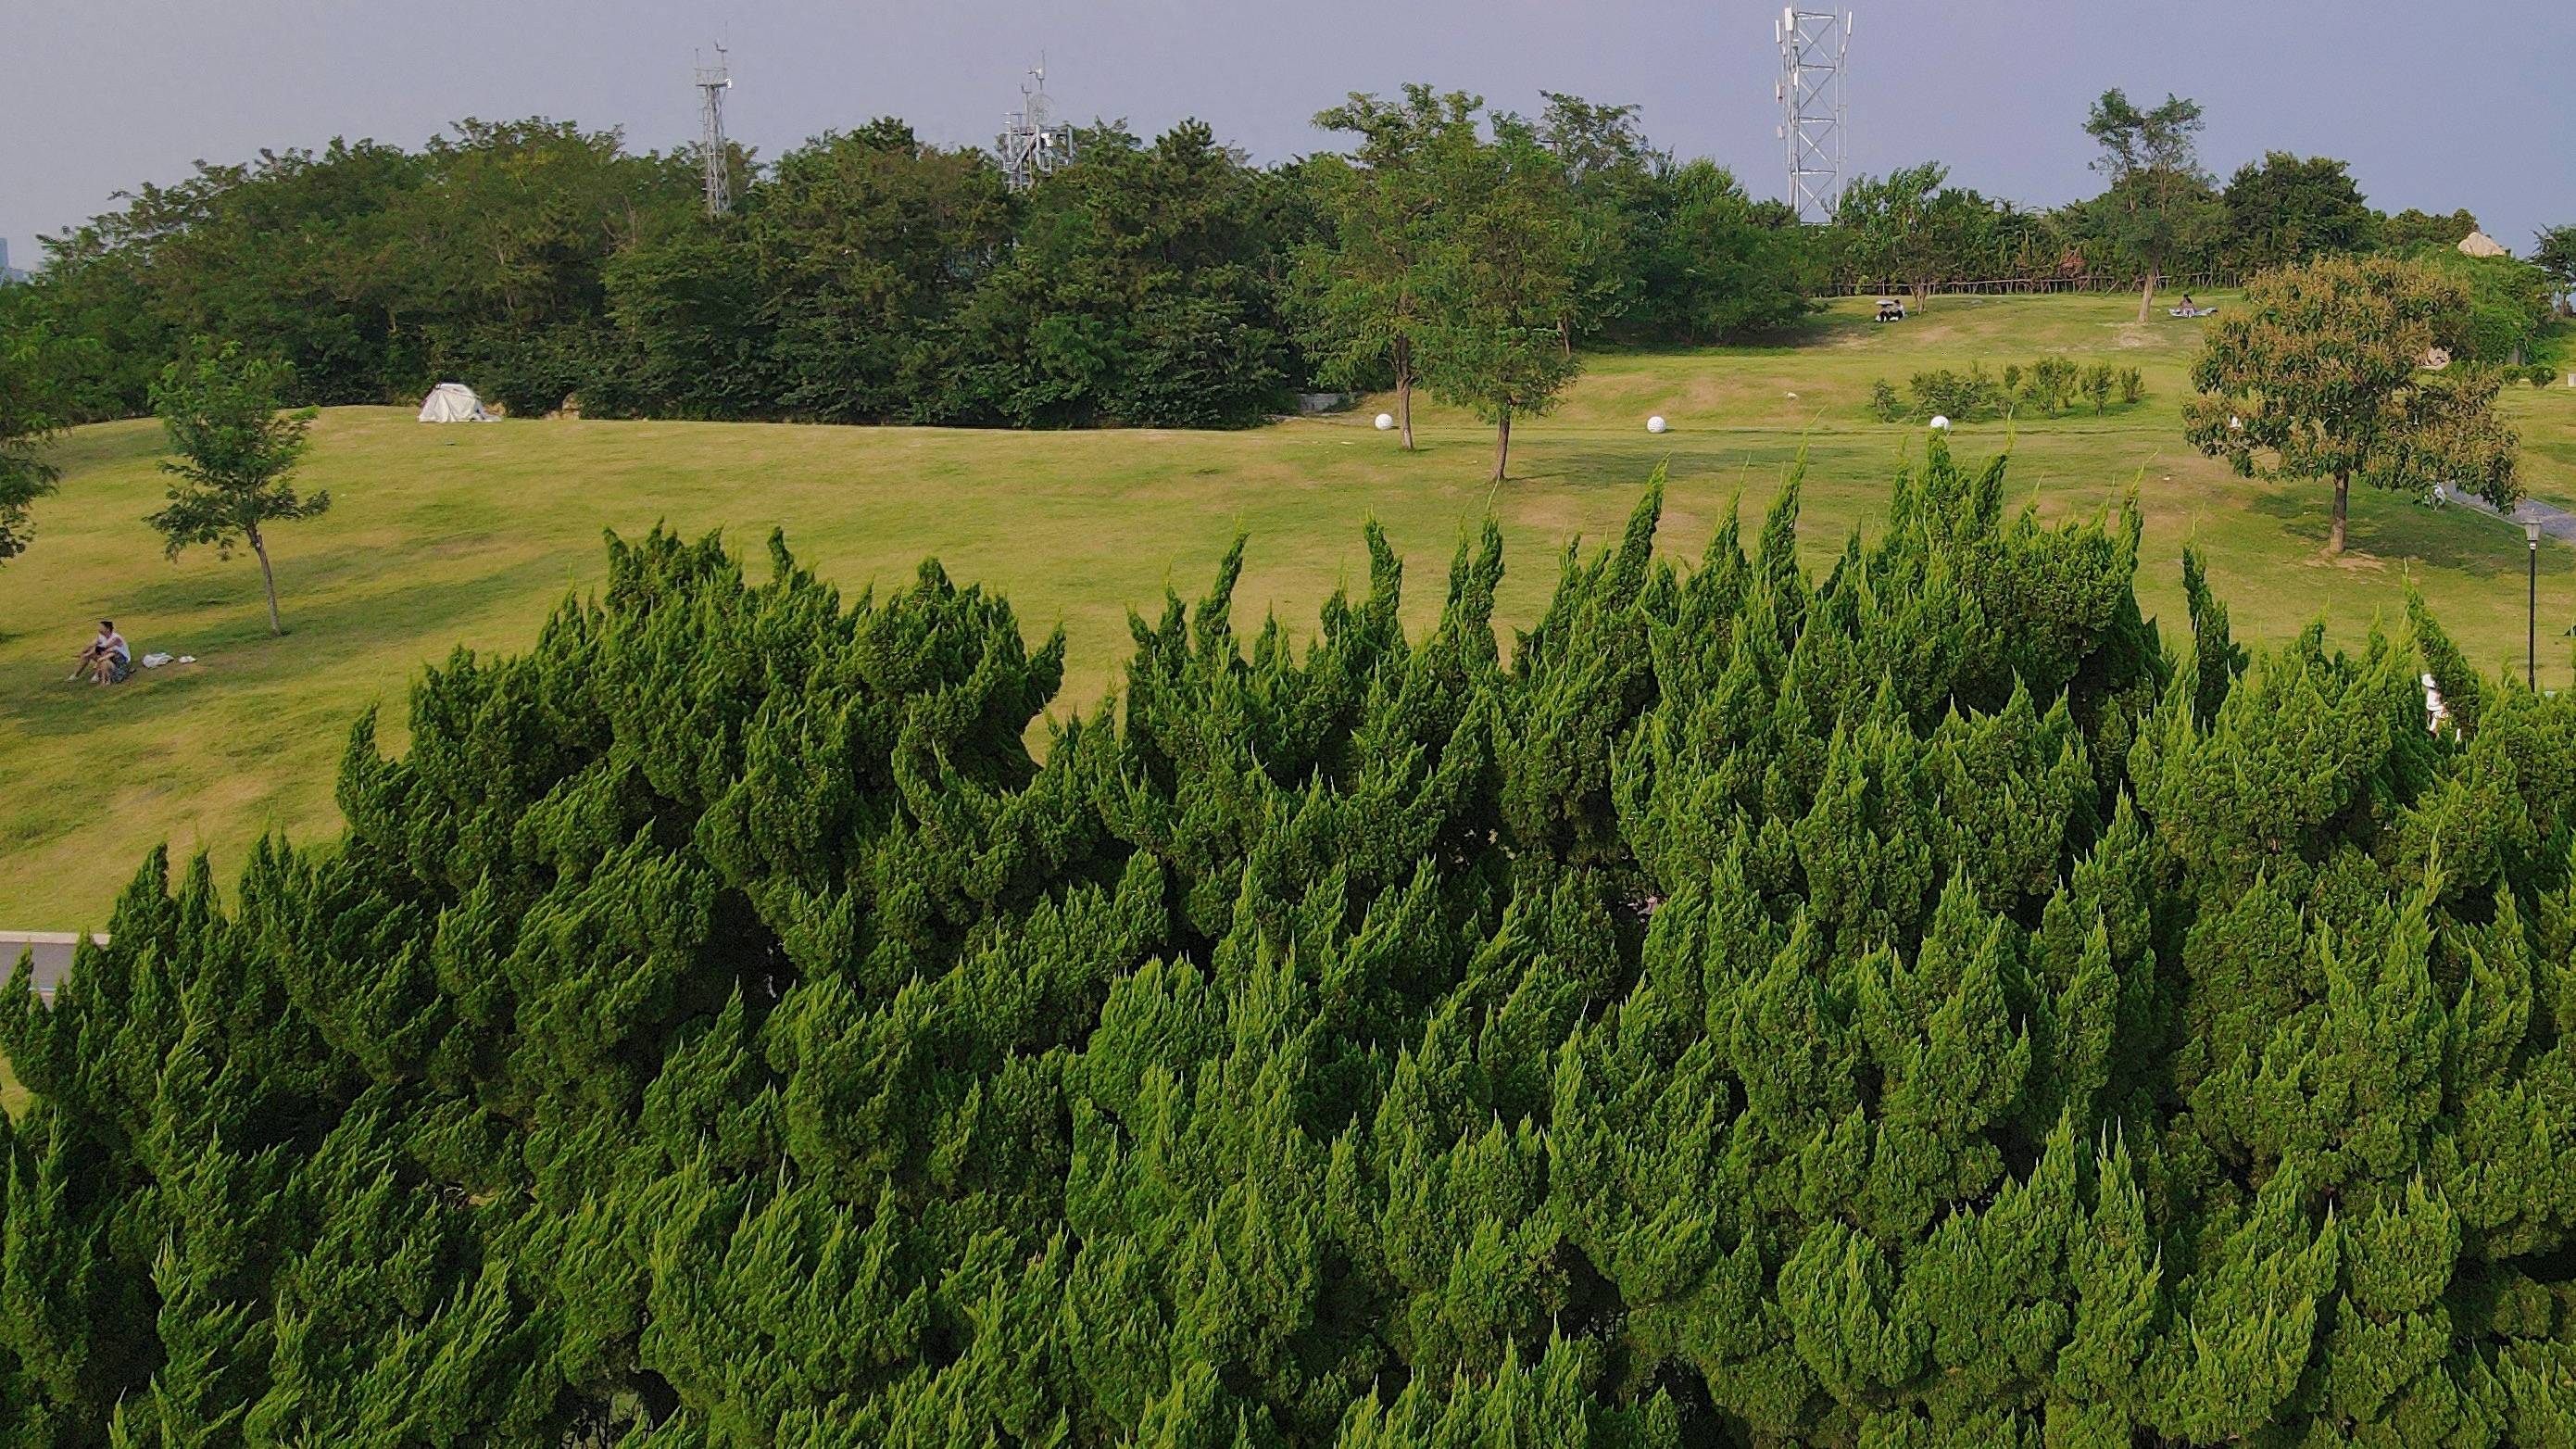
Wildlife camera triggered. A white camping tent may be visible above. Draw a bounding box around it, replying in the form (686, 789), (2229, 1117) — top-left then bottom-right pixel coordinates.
(418, 383), (494, 422)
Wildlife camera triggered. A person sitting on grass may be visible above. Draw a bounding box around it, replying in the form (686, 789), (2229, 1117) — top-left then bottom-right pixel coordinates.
(69, 619), (131, 686)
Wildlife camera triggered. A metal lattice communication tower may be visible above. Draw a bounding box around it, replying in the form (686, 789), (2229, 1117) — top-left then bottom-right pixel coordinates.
(1776, 8), (1852, 223)
(696, 47), (734, 218)
(997, 61), (1077, 193)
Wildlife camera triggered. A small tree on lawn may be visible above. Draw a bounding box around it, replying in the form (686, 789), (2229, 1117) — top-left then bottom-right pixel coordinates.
(1424, 110), (1582, 483)
(2084, 89), (2223, 322)
(1299, 86), (1483, 452)
(2184, 256), (2519, 556)
(149, 342), (329, 635)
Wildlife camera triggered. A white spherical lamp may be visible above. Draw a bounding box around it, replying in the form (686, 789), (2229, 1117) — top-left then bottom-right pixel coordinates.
(1374, 412), (1394, 431)
(1646, 415), (1668, 435)
(1929, 415), (1951, 432)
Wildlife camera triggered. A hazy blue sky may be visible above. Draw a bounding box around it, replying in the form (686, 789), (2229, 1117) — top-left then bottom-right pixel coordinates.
(7, 1), (2570, 265)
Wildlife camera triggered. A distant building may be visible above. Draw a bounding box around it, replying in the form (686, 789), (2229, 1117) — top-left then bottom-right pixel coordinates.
(0, 238), (27, 284)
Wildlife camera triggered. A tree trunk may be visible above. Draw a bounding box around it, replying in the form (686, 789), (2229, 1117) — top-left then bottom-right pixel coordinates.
(1490, 410), (1512, 484)
(2136, 259), (2161, 323)
(2330, 471), (2349, 556)
(251, 526), (283, 635)
(1394, 337), (1416, 452)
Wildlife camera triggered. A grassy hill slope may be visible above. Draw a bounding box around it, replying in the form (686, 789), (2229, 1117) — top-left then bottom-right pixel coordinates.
(4, 292), (2570, 925)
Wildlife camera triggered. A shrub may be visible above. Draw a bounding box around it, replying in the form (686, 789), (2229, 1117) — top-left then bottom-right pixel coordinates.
(2022, 355), (2080, 416)
(1869, 377), (1904, 421)
(1908, 363), (2003, 422)
(2118, 365), (2145, 404)
(2083, 362), (2116, 415)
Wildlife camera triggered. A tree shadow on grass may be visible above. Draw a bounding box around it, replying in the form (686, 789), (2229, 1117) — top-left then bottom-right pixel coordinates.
(106, 529), (521, 622)
(1515, 444), (1810, 490)
(2239, 486), (2561, 581)
(0, 554), (568, 743)
(42, 419), (170, 475)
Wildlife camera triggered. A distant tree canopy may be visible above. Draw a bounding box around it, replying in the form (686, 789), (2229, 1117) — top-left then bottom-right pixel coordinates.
(1831, 162), (2011, 308)
(2381, 207), (2486, 253)
(1816, 100), (2510, 300)
(0, 318), (68, 567)
(2221, 152), (2379, 271)
(2397, 246), (2565, 366)
(11, 444), (2576, 1444)
(0, 87), (2532, 436)
(9, 95), (1811, 435)
(2534, 224), (2576, 314)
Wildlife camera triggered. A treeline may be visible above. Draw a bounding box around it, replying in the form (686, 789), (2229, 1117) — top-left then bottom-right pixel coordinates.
(1825, 153), (2503, 290)
(8, 445), (2576, 1444)
(1828, 147), (2561, 359)
(0, 96), (1810, 433)
(3, 85), (2556, 443)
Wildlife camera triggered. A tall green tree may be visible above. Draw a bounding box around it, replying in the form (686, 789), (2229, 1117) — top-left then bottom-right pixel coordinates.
(1832, 163), (1999, 309)
(146, 343), (330, 634)
(1629, 160), (1812, 343)
(2219, 152), (2377, 271)
(1537, 91), (1656, 346)
(947, 120), (1294, 428)
(1298, 86), (1483, 450)
(740, 119), (1013, 422)
(2183, 255), (2519, 554)
(1421, 109), (1583, 483)
(2531, 222), (2576, 315)
(2082, 89), (2223, 321)
(0, 319), (66, 569)
(2377, 206), (2481, 253)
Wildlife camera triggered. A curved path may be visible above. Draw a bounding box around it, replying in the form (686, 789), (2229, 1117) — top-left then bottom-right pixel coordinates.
(2443, 485), (2576, 544)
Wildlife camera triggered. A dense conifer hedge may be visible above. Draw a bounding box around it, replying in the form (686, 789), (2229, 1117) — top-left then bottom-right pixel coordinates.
(7, 445), (2576, 1445)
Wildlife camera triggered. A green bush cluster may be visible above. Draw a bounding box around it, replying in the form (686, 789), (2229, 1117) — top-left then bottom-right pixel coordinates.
(1872, 359), (2147, 422)
(7, 444), (2576, 1445)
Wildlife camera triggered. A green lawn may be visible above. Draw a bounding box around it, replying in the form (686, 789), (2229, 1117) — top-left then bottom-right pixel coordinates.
(5, 292), (2572, 927)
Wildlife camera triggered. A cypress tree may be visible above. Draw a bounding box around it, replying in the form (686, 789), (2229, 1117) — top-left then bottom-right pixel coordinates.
(6, 444), (2576, 1444)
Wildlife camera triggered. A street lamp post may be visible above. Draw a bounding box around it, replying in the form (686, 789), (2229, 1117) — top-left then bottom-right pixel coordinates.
(2529, 520), (2544, 691)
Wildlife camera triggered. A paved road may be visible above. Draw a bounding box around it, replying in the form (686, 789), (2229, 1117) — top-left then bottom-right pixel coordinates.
(2, 935), (94, 998)
(2443, 486), (2576, 544)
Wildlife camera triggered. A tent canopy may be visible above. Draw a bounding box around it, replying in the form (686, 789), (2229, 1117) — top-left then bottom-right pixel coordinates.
(418, 383), (494, 422)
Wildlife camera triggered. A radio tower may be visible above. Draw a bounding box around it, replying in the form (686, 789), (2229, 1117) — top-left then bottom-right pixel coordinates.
(696, 47), (734, 217)
(1776, 8), (1853, 222)
(997, 60), (1077, 193)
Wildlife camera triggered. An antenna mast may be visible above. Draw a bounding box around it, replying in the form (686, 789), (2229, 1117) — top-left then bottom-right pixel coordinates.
(997, 58), (1077, 192)
(696, 46), (734, 217)
(1776, 8), (1852, 222)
